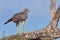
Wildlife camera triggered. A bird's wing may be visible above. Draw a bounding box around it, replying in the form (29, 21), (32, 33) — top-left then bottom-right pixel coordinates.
(18, 12), (27, 19)
(12, 12), (27, 21)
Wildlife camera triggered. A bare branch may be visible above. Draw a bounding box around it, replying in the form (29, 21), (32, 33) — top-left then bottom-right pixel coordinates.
(50, 0), (56, 20)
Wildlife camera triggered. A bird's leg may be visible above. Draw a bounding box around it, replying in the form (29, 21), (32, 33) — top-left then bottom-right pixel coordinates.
(16, 22), (20, 34)
(21, 21), (25, 33)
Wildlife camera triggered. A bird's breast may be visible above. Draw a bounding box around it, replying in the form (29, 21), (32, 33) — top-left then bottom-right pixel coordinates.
(12, 14), (27, 22)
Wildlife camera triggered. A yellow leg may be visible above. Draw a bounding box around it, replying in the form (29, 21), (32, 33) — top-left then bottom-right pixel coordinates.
(16, 24), (20, 34)
(21, 21), (25, 33)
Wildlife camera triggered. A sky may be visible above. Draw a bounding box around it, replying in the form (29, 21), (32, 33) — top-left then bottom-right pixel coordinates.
(0, 0), (60, 40)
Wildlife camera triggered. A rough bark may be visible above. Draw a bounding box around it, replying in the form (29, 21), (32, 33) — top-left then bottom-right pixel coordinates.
(1, 0), (60, 40)
(50, 0), (56, 20)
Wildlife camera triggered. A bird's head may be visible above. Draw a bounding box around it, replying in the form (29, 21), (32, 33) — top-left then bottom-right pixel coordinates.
(22, 8), (30, 14)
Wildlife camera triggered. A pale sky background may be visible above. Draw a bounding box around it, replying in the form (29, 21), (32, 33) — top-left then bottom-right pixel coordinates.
(0, 0), (60, 40)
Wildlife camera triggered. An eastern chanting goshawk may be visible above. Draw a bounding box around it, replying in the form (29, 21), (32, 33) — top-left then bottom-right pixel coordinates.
(4, 8), (30, 33)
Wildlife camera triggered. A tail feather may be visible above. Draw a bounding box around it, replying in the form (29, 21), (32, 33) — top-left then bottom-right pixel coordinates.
(4, 18), (12, 24)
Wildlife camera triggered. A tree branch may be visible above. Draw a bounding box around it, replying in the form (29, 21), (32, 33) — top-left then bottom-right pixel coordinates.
(50, 0), (56, 20)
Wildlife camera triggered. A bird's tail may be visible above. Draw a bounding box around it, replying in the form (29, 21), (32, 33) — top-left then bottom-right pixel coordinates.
(4, 18), (12, 24)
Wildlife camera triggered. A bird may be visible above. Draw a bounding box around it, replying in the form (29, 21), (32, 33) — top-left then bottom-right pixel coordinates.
(4, 8), (30, 34)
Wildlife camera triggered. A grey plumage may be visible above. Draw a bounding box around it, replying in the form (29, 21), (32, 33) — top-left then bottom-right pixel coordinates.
(4, 8), (30, 25)
(4, 8), (30, 33)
